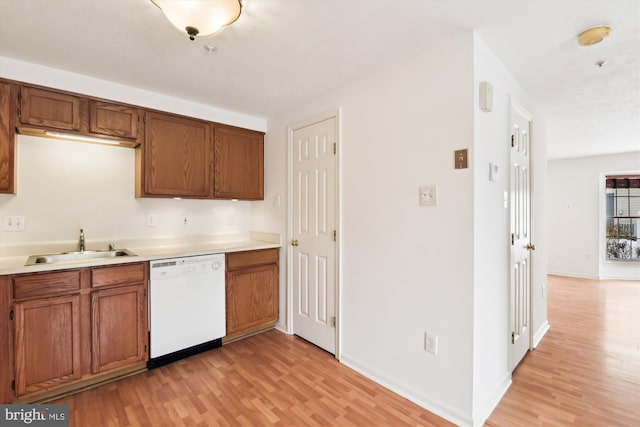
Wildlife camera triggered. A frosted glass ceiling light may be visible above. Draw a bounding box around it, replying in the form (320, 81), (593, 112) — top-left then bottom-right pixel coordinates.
(152, 0), (242, 40)
(577, 26), (611, 46)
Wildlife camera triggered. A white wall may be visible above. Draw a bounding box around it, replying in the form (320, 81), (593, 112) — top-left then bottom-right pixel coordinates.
(0, 58), (267, 256)
(0, 56), (266, 132)
(472, 35), (548, 425)
(0, 135), (252, 255)
(253, 31), (551, 426)
(254, 32), (477, 426)
(548, 152), (640, 280)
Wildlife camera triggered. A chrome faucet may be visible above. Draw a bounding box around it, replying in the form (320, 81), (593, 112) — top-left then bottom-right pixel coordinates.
(79, 228), (85, 252)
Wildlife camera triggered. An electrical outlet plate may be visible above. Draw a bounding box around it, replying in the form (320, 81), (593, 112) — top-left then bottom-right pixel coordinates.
(419, 185), (438, 206)
(425, 332), (438, 355)
(3, 216), (25, 231)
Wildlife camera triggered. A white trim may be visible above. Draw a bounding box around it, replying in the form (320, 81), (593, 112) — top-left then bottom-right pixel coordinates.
(472, 374), (512, 427)
(598, 170), (640, 280)
(286, 109), (341, 359)
(547, 271), (600, 280)
(532, 321), (550, 348)
(340, 353), (472, 427)
(508, 96), (535, 370)
(274, 322), (290, 335)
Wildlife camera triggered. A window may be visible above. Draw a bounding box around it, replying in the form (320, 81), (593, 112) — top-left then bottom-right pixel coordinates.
(605, 175), (640, 261)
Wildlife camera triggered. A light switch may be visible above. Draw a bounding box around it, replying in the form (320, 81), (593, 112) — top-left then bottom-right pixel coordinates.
(489, 162), (499, 182)
(455, 149), (468, 169)
(419, 185), (438, 206)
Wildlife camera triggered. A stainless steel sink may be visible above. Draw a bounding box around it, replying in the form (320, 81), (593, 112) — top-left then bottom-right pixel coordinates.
(25, 249), (137, 266)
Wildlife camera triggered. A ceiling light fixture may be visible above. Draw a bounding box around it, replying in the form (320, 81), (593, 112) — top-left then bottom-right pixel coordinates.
(152, 0), (242, 41)
(577, 26), (611, 46)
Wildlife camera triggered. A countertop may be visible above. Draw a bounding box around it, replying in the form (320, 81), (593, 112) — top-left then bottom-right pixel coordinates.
(0, 231), (281, 275)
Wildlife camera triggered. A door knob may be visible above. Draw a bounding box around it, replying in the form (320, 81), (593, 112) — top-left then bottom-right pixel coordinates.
(291, 239), (299, 247)
(526, 243), (536, 251)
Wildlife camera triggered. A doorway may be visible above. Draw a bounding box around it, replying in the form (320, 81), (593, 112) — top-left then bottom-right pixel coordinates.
(509, 99), (534, 371)
(288, 111), (339, 355)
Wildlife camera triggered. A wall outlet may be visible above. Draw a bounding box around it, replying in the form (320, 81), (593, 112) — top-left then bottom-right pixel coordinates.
(424, 332), (438, 355)
(183, 216), (189, 226)
(3, 216), (25, 231)
(419, 185), (438, 206)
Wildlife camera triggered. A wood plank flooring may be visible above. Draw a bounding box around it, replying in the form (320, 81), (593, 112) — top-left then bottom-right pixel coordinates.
(53, 330), (453, 426)
(53, 275), (639, 426)
(486, 275), (640, 426)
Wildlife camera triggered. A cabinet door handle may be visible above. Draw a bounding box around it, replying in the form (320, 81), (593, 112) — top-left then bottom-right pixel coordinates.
(291, 239), (299, 247)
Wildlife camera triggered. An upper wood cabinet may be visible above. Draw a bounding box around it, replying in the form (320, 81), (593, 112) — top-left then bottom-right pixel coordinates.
(89, 100), (140, 141)
(214, 125), (264, 200)
(0, 81), (16, 194)
(140, 111), (213, 198)
(19, 86), (82, 131)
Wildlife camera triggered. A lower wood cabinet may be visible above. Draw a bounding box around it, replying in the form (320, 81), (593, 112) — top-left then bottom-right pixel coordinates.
(91, 284), (147, 374)
(5, 262), (148, 403)
(14, 294), (81, 397)
(225, 249), (279, 342)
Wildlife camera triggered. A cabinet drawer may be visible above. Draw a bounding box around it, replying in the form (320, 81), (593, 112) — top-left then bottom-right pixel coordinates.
(226, 249), (278, 270)
(91, 263), (146, 288)
(13, 270), (82, 300)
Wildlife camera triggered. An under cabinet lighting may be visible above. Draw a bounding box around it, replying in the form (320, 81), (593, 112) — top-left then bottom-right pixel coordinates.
(45, 131), (122, 145)
(15, 128), (139, 148)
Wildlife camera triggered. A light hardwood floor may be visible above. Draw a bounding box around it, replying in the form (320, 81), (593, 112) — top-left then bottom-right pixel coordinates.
(486, 275), (640, 426)
(53, 275), (639, 426)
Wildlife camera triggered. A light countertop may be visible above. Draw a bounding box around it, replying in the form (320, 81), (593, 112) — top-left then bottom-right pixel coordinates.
(0, 232), (281, 275)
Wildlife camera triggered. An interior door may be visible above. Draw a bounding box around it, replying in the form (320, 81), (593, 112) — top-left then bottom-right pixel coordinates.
(290, 115), (337, 354)
(509, 100), (534, 371)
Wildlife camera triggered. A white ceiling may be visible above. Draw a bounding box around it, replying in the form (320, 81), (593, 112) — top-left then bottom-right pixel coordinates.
(0, 0), (638, 159)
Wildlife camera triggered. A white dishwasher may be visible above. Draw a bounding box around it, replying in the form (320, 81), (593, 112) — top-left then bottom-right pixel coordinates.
(147, 253), (225, 368)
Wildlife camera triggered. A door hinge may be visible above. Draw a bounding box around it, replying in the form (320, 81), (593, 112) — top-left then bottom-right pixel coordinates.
(9, 309), (13, 320)
(16, 92), (22, 118)
(142, 114), (146, 124)
(17, 92), (21, 102)
(511, 332), (515, 344)
(143, 289), (147, 297)
(333, 230), (337, 241)
(16, 108), (21, 118)
(511, 135), (515, 147)
(11, 380), (15, 391)
(511, 233), (515, 246)
(333, 142), (336, 154)
(330, 316), (336, 327)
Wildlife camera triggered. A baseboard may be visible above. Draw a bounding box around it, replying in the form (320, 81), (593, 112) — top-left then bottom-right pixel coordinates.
(473, 373), (512, 427)
(533, 321), (550, 348)
(339, 353), (472, 427)
(274, 321), (290, 335)
(547, 271), (599, 280)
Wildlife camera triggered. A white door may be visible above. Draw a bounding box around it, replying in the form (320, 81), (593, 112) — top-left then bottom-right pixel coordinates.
(290, 115), (337, 354)
(509, 100), (534, 371)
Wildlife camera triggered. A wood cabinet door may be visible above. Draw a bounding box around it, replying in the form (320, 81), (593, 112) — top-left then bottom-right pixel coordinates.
(89, 100), (139, 140)
(20, 86), (81, 131)
(91, 284), (147, 374)
(225, 263), (278, 337)
(0, 81), (15, 194)
(214, 126), (264, 200)
(144, 111), (213, 198)
(14, 295), (81, 396)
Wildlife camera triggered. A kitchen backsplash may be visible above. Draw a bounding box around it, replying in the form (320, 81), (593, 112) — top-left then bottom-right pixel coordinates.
(0, 135), (252, 254)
